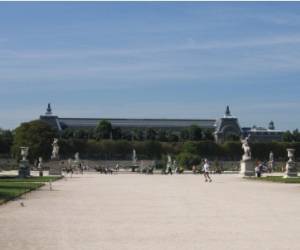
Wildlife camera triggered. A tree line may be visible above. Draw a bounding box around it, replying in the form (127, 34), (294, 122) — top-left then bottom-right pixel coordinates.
(60, 120), (215, 142)
(0, 120), (300, 166)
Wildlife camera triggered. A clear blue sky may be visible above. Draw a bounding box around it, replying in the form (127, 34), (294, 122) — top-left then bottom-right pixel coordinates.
(0, 2), (299, 130)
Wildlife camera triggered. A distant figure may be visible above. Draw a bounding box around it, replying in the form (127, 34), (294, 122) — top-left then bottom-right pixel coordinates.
(192, 165), (197, 174)
(202, 159), (212, 182)
(255, 161), (262, 177)
(49, 179), (53, 191)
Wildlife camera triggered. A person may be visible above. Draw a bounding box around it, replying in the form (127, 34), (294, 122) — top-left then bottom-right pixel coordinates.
(166, 164), (173, 175)
(202, 159), (212, 182)
(192, 165), (196, 174)
(255, 161), (262, 177)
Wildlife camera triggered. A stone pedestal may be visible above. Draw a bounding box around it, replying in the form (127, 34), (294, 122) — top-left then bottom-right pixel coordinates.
(284, 160), (297, 178)
(18, 160), (30, 178)
(240, 160), (254, 177)
(49, 160), (62, 176)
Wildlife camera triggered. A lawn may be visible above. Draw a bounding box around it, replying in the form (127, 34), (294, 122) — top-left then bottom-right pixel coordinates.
(246, 175), (300, 184)
(0, 176), (62, 204)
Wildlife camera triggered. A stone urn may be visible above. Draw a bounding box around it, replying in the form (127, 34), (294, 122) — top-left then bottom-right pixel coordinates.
(284, 148), (297, 178)
(19, 147), (30, 178)
(20, 147), (29, 161)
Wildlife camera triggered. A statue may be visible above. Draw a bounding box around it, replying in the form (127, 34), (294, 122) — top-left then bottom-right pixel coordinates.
(167, 155), (172, 165)
(132, 149), (137, 165)
(166, 155), (173, 174)
(49, 139), (62, 176)
(240, 135), (254, 176)
(38, 157), (43, 177)
(269, 151), (274, 162)
(51, 138), (59, 160)
(241, 135), (251, 161)
(74, 152), (80, 162)
(268, 151), (274, 173)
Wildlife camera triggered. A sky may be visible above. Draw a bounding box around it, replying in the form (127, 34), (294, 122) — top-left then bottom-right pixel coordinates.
(0, 2), (300, 130)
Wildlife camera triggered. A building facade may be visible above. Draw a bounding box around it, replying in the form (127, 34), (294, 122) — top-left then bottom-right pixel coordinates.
(40, 104), (283, 143)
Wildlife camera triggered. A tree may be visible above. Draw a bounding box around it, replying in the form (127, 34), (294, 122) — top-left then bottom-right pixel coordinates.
(176, 152), (201, 169)
(283, 131), (294, 142)
(94, 120), (112, 140)
(203, 129), (215, 141)
(180, 129), (190, 141)
(146, 128), (157, 140)
(292, 129), (300, 142)
(12, 120), (58, 162)
(0, 129), (13, 154)
(112, 127), (122, 140)
(188, 125), (202, 141)
(157, 129), (168, 141)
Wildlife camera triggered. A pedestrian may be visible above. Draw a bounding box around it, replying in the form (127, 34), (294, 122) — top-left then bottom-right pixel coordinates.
(202, 159), (212, 182)
(192, 165), (196, 174)
(166, 164), (173, 175)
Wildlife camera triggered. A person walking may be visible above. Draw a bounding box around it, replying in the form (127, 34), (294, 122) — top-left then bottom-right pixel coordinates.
(202, 159), (212, 182)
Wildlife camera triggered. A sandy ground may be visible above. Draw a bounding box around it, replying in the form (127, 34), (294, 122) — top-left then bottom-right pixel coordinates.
(1, 173), (300, 250)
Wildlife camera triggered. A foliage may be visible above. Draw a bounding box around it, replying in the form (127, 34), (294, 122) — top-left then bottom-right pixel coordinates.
(246, 176), (300, 184)
(94, 120), (112, 140)
(146, 128), (157, 140)
(283, 130), (300, 142)
(0, 176), (62, 204)
(188, 125), (203, 140)
(12, 120), (57, 162)
(176, 152), (201, 169)
(0, 129), (13, 154)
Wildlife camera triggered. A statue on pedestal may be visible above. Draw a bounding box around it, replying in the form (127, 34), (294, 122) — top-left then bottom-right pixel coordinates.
(49, 139), (62, 176)
(240, 135), (254, 176)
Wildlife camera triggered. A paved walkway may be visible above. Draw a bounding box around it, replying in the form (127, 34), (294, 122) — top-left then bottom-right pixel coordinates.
(1, 173), (300, 250)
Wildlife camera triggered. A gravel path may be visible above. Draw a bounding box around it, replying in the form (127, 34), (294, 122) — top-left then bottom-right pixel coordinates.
(1, 173), (300, 250)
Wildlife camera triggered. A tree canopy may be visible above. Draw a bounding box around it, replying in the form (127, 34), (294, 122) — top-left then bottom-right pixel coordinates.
(94, 120), (112, 140)
(12, 120), (58, 162)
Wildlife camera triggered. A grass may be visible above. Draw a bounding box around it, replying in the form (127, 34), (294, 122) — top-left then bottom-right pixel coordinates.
(246, 175), (300, 184)
(0, 176), (62, 204)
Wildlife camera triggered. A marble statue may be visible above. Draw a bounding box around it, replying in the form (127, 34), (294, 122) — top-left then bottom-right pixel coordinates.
(240, 135), (254, 176)
(75, 152), (80, 162)
(241, 135), (251, 160)
(38, 157), (43, 169)
(269, 151), (274, 162)
(51, 138), (59, 159)
(38, 157), (43, 177)
(167, 155), (172, 165)
(132, 149), (137, 165)
(268, 151), (274, 172)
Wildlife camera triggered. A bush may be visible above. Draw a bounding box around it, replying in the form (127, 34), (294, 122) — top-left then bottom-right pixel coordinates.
(176, 152), (201, 170)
